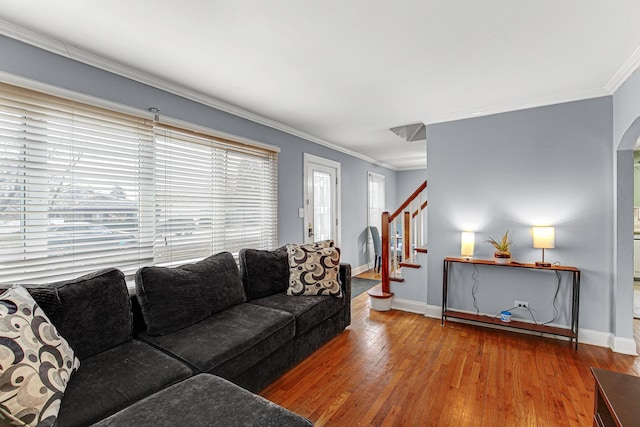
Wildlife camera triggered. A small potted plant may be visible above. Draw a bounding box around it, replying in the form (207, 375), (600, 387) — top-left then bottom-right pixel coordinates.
(486, 230), (512, 264)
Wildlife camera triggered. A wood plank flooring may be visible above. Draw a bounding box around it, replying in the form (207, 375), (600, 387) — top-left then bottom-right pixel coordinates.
(260, 279), (640, 426)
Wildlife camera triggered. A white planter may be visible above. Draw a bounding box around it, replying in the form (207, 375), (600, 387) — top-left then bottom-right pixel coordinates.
(494, 257), (511, 264)
(369, 295), (393, 311)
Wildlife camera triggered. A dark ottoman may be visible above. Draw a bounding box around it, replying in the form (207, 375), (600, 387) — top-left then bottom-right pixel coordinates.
(91, 374), (312, 427)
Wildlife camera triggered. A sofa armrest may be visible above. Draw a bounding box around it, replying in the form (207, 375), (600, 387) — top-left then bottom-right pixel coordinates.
(339, 263), (351, 327)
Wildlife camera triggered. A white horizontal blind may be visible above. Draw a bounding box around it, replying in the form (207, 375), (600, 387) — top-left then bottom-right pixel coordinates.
(0, 83), (155, 283)
(368, 172), (385, 231)
(154, 126), (278, 265)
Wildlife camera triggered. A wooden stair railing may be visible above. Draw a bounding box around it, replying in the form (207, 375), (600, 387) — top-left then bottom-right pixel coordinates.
(379, 180), (427, 295)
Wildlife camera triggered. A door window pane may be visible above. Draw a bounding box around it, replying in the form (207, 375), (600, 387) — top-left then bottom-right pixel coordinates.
(313, 170), (332, 241)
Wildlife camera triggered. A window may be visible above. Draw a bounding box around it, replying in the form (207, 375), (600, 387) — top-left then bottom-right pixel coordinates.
(368, 172), (385, 233)
(0, 82), (278, 284)
(153, 126), (278, 265)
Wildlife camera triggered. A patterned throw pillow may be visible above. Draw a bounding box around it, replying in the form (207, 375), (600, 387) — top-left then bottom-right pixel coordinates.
(286, 242), (342, 297)
(0, 285), (80, 427)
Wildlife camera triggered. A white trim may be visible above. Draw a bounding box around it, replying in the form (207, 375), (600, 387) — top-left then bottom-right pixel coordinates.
(420, 303), (636, 353)
(302, 153), (342, 247)
(0, 20), (397, 170)
(7, 19), (634, 171)
(427, 88), (608, 126)
(367, 171), (386, 267)
(424, 304), (442, 319)
(606, 44), (640, 93)
(351, 263), (373, 277)
(0, 71), (280, 155)
(303, 153), (342, 247)
(392, 298), (427, 314)
(6, 19), (638, 170)
(612, 336), (638, 355)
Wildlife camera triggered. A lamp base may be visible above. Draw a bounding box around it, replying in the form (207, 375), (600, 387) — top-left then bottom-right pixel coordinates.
(535, 261), (551, 267)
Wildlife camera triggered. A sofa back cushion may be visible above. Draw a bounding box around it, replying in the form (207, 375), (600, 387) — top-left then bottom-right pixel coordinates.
(1, 268), (132, 360)
(239, 246), (289, 300)
(135, 252), (246, 336)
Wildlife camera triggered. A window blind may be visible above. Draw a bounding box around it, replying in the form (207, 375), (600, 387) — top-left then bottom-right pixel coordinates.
(0, 83), (155, 283)
(0, 82), (278, 284)
(153, 126), (278, 266)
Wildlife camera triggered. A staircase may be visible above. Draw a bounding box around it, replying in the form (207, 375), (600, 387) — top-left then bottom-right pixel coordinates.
(368, 181), (427, 310)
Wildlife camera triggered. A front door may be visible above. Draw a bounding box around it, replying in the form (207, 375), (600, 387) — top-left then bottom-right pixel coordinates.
(303, 154), (340, 245)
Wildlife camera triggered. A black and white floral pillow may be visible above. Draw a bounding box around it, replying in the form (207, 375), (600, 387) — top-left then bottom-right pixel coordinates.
(286, 242), (342, 297)
(0, 285), (80, 427)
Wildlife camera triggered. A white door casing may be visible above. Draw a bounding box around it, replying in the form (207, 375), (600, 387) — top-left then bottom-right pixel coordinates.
(303, 153), (341, 246)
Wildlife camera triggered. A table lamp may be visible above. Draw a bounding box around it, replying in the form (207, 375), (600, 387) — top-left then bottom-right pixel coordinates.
(532, 226), (554, 267)
(461, 231), (475, 259)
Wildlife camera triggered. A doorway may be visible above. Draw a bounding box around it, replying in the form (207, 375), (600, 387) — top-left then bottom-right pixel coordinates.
(634, 151), (640, 318)
(303, 154), (341, 245)
(367, 172), (385, 270)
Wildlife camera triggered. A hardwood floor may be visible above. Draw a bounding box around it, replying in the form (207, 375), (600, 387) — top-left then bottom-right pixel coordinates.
(261, 283), (640, 426)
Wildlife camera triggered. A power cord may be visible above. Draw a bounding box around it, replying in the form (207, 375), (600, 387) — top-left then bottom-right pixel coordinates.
(541, 270), (561, 325)
(470, 262), (562, 326)
(524, 306), (538, 324)
(471, 264), (480, 315)
(497, 270), (561, 326)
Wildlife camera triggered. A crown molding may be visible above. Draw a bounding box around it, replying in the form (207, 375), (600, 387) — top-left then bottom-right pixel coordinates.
(606, 44), (640, 93)
(0, 19), (399, 171)
(426, 87), (610, 126)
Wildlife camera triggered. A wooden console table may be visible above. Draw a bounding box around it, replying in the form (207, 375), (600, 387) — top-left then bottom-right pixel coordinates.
(441, 257), (581, 349)
(592, 367), (640, 426)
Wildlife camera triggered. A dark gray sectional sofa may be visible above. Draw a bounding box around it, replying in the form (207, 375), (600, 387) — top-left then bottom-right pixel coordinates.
(3, 247), (351, 426)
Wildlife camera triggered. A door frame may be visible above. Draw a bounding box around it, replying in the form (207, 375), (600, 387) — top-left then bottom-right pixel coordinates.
(303, 153), (341, 246)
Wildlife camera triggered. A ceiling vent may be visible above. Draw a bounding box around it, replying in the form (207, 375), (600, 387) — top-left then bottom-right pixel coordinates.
(390, 122), (426, 143)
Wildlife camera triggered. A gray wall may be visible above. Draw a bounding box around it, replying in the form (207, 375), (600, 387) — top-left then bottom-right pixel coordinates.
(397, 169), (427, 201)
(426, 97), (614, 332)
(0, 34), (397, 269)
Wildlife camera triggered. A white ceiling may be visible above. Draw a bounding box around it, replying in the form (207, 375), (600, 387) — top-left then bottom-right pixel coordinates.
(1, 1), (640, 170)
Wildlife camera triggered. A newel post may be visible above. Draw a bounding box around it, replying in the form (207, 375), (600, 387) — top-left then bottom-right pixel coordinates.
(381, 211), (390, 294)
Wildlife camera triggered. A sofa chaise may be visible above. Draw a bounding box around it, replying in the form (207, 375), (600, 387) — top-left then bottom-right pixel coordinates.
(0, 245), (351, 426)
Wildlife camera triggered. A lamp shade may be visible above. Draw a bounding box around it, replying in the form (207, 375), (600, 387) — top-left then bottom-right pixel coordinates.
(461, 231), (475, 258)
(532, 226), (555, 249)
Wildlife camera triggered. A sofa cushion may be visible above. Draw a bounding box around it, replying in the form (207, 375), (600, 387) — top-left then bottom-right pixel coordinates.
(135, 252), (246, 336)
(239, 246), (289, 300)
(92, 373), (312, 427)
(0, 268), (132, 360)
(0, 285), (80, 427)
(287, 244), (342, 297)
(248, 293), (344, 336)
(138, 303), (294, 379)
(56, 339), (192, 427)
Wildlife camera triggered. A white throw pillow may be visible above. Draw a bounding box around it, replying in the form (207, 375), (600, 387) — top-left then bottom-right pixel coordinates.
(0, 285), (80, 427)
(286, 243), (342, 297)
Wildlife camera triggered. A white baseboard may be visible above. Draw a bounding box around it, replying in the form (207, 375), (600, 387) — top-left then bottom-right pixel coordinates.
(424, 304), (441, 319)
(407, 303), (637, 354)
(612, 336), (638, 355)
(351, 262), (373, 276)
(579, 328), (614, 350)
(392, 298), (427, 314)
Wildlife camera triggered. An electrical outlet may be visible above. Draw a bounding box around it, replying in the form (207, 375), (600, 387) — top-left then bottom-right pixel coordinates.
(515, 300), (529, 309)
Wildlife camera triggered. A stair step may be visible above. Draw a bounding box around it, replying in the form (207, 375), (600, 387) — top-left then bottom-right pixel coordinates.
(399, 262), (421, 269)
(415, 247), (428, 254)
(367, 284), (394, 299)
(389, 276), (405, 283)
